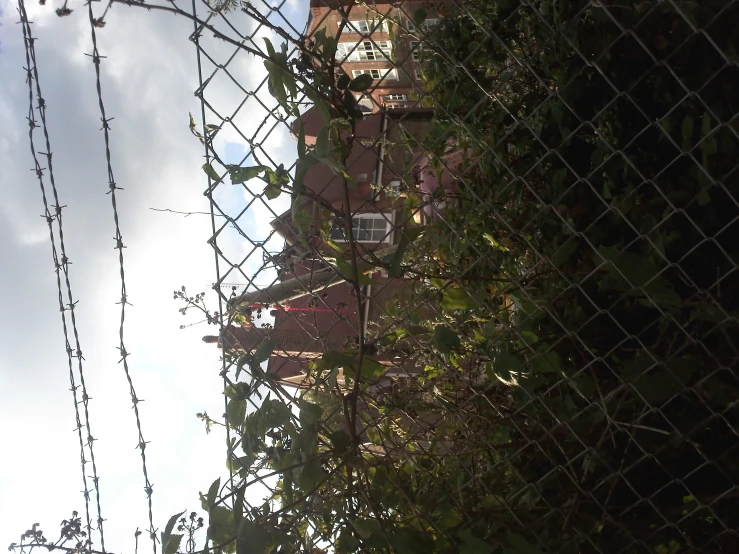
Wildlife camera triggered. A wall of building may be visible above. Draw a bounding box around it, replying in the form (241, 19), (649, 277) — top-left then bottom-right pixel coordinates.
(253, 1), (445, 384)
(308, 0), (444, 112)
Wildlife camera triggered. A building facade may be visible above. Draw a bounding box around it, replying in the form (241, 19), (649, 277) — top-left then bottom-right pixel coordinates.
(307, 0), (443, 112)
(206, 2), (453, 387)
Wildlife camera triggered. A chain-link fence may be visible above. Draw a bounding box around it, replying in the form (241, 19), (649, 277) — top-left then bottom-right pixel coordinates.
(13, 0), (739, 553)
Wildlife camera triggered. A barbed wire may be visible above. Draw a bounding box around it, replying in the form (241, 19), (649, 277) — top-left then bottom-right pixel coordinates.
(11, 0), (739, 553)
(82, 0), (156, 550)
(17, 1), (106, 550)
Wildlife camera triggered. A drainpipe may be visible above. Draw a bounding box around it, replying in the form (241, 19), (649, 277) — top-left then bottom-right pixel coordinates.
(363, 284), (372, 336)
(374, 109), (389, 198)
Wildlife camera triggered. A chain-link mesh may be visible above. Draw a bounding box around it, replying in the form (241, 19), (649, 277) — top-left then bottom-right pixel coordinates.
(12, 0), (739, 553)
(186, 1), (739, 552)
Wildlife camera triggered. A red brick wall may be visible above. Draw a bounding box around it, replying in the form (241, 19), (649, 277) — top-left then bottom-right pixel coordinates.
(308, 0), (444, 111)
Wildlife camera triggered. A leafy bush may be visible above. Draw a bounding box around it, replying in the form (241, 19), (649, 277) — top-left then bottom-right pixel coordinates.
(378, 0), (739, 551)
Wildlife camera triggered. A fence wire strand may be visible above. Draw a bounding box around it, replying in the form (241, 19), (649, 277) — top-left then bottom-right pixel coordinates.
(17, 1), (106, 551)
(11, 0), (739, 553)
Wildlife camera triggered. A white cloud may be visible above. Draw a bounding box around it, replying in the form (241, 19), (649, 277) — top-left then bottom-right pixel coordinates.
(0, 0), (305, 550)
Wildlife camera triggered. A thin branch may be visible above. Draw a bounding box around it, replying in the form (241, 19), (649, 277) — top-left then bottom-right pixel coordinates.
(150, 207), (224, 217)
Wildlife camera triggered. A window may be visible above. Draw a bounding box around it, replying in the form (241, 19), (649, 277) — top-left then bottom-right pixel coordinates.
(385, 94), (407, 102)
(413, 68), (423, 80)
(345, 20), (389, 34)
(409, 40), (429, 62)
(337, 40), (393, 62)
(329, 214), (393, 243)
(352, 68), (398, 81)
(355, 95), (374, 112)
(406, 17), (439, 33)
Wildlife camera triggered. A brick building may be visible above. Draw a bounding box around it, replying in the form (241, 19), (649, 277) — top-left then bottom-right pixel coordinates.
(270, 106), (436, 387)
(307, 0), (444, 112)
(206, 107), (437, 387)
(206, 1), (453, 387)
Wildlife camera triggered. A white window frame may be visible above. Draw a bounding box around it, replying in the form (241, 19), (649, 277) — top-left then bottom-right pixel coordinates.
(406, 17), (439, 33)
(337, 40), (393, 62)
(329, 213), (395, 244)
(387, 180), (402, 195)
(385, 94), (407, 102)
(353, 94), (375, 112)
(409, 41), (429, 62)
(352, 68), (398, 81)
(413, 68), (423, 80)
(344, 19), (389, 34)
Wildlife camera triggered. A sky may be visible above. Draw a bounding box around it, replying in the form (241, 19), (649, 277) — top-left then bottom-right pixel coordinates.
(0, 0), (304, 551)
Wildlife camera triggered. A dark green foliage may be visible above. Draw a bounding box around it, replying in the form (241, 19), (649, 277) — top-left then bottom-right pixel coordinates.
(175, 2), (739, 554)
(400, 0), (739, 551)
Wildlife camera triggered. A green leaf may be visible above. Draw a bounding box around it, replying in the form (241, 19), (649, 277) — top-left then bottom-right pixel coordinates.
(330, 429), (351, 453)
(597, 246), (660, 288)
(489, 351), (524, 383)
(297, 458), (326, 490)
(253, 339), (276, 364)
(359, 356), (386, 380)
(315, 127), (331, 157)
(205, 478), (221, 511)
(483, 233), (509, 252)
(228, 165), (266, 184)
(387, 528), (429, 554)
(413, 8), (427, 27)
(295, 117), (307, 159)
(164, 535), (182, 554)
(263, 184), (281, 200)
(233, 488), (246, 527)
(225, 382), (251, 401)
(164, 510), (185, 539)
(282, 71), (298, 99)
(316, 156), (353, 183)
(337, 74), (351, 89)
(330, 117), (352, 132)
(227, 399), (247, 428)
(262, 37), (276, 58)
(327, 255), (373, 285)
(386, 226), (423, 278)
(203, 163), (222, 183)
(350, 518), (374, 539)
(299, 399), (323, 426)
(441, 287), (482, 311)
(264, 58), (287, 109)
(237, 518), (281, 554)
(303, 87), (331, 124)
(209, 506), (238, 551)
(553, 239), (579, 267)
(161, 510), (185, 554)
(532, 350), (561, 373)
(323, 36), (338, 59)
(260, 399), (292, 429)
(504, 533), (544, 554)
(433, 325), (460, 354)
(349, 73), (374, 92)
(458, 529), (494, 554)
(315, 350), (357, 372)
